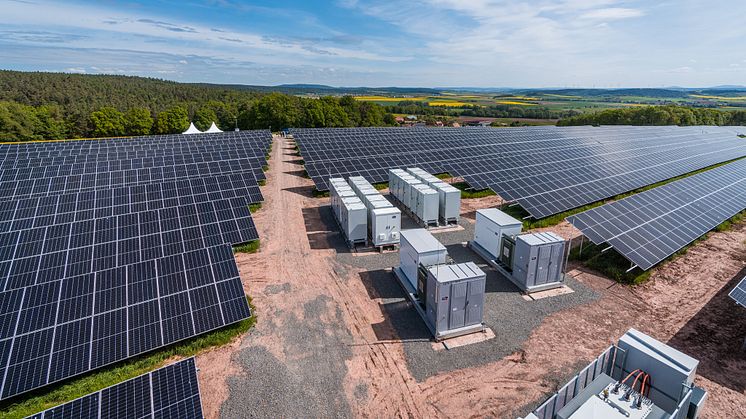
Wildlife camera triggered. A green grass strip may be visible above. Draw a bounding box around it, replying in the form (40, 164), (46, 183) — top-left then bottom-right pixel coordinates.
(233, 240), (260, 254)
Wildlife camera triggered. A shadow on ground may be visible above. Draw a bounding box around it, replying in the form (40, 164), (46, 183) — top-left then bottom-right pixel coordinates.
(668, 266), (746, 393)
(301, 206), (355, 253)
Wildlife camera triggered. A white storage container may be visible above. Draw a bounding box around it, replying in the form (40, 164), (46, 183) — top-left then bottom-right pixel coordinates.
(412, 184), (439, 225)
(370, 207), (401, 246)
(430, 182), (461, 223)
(341, 199), (367, 245)
(402, 177), (422, 209)
(388, 169), (407, 200)
(399, 229), (448, 289)
(474, 209), (522, 259)
(335, 188), (357, 220)
(362, 194), (391, 210)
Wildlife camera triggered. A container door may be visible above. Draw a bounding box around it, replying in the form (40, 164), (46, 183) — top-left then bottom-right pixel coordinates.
(536, 246), (551, 285)
(526, 246), (539, 286)
(465, 279), (485, 326)
(448, 282), (467, 330)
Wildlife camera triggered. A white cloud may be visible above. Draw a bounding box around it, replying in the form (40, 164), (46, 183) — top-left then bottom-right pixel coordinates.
(579, 7), (644, 20)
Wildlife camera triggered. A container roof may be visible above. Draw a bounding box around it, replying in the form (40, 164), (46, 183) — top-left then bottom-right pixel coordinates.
(401, 229), (444, 253)
(477, 208), (522, 226)
(428, 262), (485, 283)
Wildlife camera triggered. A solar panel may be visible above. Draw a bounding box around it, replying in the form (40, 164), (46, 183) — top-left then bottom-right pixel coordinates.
(567, 158), (746, 270)
(0, 132), (267, 399)
(28, 357), (203, 419)
(293, 126), (746, 219)
(0, 244), (248, 399)
(728, 277), (746, 307)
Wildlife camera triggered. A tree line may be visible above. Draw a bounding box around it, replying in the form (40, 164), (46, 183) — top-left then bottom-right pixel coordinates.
(388, 101), (578, 119)
(0, 71), (395, 141)
(557, 105), (746, 126)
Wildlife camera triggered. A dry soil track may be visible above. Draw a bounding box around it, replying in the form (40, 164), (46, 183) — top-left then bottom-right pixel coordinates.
(195, 135), (745, 418)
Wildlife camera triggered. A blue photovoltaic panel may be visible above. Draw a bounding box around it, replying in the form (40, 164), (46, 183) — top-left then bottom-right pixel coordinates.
(1, 244), (249, 399)
(293, 125), (746, 218)
(729, 277), (746, 307)
(567, 158), (746, 270)
(27, 357), (203, 419)
(0, 132), (266, 399)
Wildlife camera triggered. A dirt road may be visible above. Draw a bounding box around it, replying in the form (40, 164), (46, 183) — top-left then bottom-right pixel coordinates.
(196, 135), (745, 418)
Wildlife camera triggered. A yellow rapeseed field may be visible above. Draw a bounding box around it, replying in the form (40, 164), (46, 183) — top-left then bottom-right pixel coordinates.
(428, 101), (472, 107)
(496, 100), (537, 106)
(690, 94), (746, 101)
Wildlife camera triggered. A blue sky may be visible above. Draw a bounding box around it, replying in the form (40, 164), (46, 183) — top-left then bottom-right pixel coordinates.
(1, 0), (744, 87)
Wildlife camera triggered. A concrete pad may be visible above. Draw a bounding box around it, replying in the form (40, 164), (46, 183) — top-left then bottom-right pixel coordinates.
(522, 285), (575, 301)
(431, 328), (496, 351)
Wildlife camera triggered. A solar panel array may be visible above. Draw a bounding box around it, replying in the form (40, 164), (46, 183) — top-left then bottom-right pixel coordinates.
(0, 131), (269, 399)
(567, 158), (746, 270)
(730, 277), (746, 307)
(293, 126), (746, 218)
(29, 357), (203, 419)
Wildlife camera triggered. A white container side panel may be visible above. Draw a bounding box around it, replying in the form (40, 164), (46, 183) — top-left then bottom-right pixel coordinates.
(415, 189), (439, 224)
(371, 207), (401, 246)
(440, 187), (461, 221)
(474, 210), (523, 259)
(343, 203), (368, 243)
(399, 231), (448, 289)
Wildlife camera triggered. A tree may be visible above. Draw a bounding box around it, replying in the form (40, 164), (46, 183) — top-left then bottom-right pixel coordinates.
(154, 106), (189, 134)
(247, 93), (301, 130)
(89, 107), (125, 137)
(193, 106), (218, 131)
(0, 101), (41, 141)
(124, 107), (154, 136)
(34, 104), (67, 139)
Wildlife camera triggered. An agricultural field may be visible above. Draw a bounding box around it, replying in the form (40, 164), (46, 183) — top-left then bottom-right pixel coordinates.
(353, 89), (746, 114)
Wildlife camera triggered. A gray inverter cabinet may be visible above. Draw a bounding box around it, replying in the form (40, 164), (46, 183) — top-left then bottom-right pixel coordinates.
(425, 262), (486, 334)
(512, 232), (566, 288)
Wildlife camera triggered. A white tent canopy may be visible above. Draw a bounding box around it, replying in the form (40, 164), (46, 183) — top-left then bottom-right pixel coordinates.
(183, 122), (202, 135)
(205, 122), (223, 133)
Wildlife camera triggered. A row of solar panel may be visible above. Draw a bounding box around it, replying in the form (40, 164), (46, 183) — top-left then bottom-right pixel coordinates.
(29, 357), (203, 419)
(567, 157), (746, 270)
(293, 126), (746, 219)
(0, 131), (269, 400)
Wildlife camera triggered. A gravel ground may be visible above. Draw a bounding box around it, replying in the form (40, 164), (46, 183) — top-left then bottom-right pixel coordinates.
(220, 294), (354, 418)
(336, 208), (600, 382)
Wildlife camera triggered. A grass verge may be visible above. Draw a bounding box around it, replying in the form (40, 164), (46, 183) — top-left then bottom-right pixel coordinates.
(233, 240), (260, 254)
(248, 203), (262, 213)
(313, 189), (330, 198)
(451, 182), (497, 199)
(1, 301), (256, 419)
(372, 182), (388, 190)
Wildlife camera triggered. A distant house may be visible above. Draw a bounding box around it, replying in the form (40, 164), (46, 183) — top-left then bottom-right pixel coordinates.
(461, 119), (492, 127)
(406, 115), (417, 121)
(451, 122), (461, 128)
(395, 116), (405, 124)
